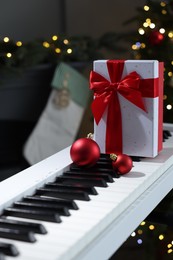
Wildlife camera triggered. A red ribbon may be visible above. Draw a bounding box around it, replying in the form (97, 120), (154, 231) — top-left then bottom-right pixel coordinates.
(90, 60), (158, 154)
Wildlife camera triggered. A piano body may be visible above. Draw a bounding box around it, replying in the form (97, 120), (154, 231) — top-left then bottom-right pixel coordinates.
(0, 123), (173, 260)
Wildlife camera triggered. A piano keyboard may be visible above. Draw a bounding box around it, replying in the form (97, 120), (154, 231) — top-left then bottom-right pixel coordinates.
(0, 123), (173, 260)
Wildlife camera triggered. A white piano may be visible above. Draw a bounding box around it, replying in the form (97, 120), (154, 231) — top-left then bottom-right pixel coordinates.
(0, 123), (173, 260)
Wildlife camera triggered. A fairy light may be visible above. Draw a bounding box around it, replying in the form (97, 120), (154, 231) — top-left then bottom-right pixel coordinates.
(52, 35), (58, 41)
(168, 71), (173, 77)
(149, 224), (155, 230)
(6, 52), (12, 58)
(140, 221), (146, 226)
(137, 239), (143, 244)
(137, 229), (143, 235)
(160, 1), (166, 7)
(159, 28), (165, 34)
(159, 234), (164, 240)
(172, 241), (173, 245)
(43, 41), (50, 48)
(162, 9), (167, 14)
(132, 44), (138, 50)
(143, 22), (149, 27)
(150, 23), (155, 29)
(67, 48), (72, 54)
(166, 104), (172, 110)
(3, 37), (9, 43)
(167, 249), (173, 254)
(141, 43), (146, 48)
(167, 244), (172, 249)
(138, 28), (145, 35)
(146, 18), (151, 24)
(163, 94), (167, 100)
(55, 48), (61, 53)
(131, 231), (136, 237)
(168, 31), (173, 38)
(63, 39), (69, 45)
(144, 5), (150, 11)
(16, 41), (22, 47)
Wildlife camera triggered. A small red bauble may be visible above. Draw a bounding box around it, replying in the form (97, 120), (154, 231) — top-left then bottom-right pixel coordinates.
(148, 31), (164, 45)
(110, 153), (133, 175)
(70, 137), (100, 167)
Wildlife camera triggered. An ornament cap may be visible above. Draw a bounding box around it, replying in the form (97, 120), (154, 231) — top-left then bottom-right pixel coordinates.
(110, 153), (118, 161)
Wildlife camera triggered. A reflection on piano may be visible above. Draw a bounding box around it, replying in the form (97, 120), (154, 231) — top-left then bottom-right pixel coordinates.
(0, 123), (173, 260)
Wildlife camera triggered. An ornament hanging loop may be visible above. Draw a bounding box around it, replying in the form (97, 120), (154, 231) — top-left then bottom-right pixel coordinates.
(87, 133), (94, 139)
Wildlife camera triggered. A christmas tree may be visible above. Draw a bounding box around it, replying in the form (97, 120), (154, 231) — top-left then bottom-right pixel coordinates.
(124, 0), (173, 123)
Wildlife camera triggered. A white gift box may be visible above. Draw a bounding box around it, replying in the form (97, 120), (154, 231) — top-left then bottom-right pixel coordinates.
(91, 60), (164, 158)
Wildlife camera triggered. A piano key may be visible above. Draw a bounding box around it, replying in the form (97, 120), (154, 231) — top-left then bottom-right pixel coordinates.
(3, 208), (61, 223)
(35, 188), (90, 201)
(164, 129), (172, 137)
(44, 183), (98, 195)
(163, 131), (169, 140)
(13, 201), (70, 217)
(55, 176), (108, 187)
(63, 171), (114, 183)
(0, 227), (36, 243)
(23, 196), (79, 210)
(0, 242), (19, 256)
(70, 163), (118, 175)
(0, 218), (47, 234)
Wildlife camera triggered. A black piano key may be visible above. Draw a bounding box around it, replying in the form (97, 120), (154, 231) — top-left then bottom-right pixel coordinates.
(70, 163), (120, 177)
(35, 188), (90, 201)
(163, 131), (169, 140)
(0, 227), (36, 243)
(163, 130), (172, 139)
(164, 129), (172, 137)
(44, 183), (98, 195)
(130, 156), (141, 162)
(23, 196), (79, 210)
(100, 153), (112, 160)
(56, 176), (108, 187)
(13, 201), (70, 217)
(3, 208), (61, 223)
(0, 218), (47, 234)
(63, 171), (114, 183)
(0, 242), (19, 256)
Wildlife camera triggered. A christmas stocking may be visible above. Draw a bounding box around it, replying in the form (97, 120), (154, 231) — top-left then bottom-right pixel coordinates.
(23, 62), (90, 165)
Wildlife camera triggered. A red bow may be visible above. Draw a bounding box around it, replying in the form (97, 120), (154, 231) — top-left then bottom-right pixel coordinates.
(90, 60), (147, 154)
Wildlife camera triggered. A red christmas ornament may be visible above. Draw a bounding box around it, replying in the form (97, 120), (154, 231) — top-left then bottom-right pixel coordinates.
(70, 136), (100, 167)
(148, 31), (164, 45)
(110, 153), (133, 175)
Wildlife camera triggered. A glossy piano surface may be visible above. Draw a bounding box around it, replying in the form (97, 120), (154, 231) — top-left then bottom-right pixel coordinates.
(0, 123), (173, 260)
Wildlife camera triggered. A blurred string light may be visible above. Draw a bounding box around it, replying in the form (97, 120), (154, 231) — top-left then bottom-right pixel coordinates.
(144, 5), (150, 11)
(16, 41), (22, 47)
(160, 1), (166, 7)
(0, 34), (74, 60)
(3, 37), (9, 43)
(137, 239), (143, 245)
(129, 222), (173, 256)
(42, 41), (50, 48)
(6, 53), (12, 58)
(52, 35), (58, 41)
(132, 1), (173, 114)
